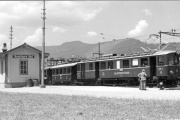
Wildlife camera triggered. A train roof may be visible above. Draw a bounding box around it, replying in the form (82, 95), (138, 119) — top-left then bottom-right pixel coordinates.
(78, 50), (178, 63)
(153, 50), (177, 55)
(44, 66), (52, 70)
(44, 50), (178, 69)
(50, 62), (77, 69)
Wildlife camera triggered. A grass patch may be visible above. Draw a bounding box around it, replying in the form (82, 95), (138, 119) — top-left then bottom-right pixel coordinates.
(0, 92), (180, 120)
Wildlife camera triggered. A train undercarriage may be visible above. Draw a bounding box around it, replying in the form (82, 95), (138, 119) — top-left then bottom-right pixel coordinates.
(45, 76), (180, 88)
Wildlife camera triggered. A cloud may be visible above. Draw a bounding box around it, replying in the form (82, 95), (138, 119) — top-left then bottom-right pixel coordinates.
(24, 28), (42, 44)
(75, 7), (103, 21)
(0, 34), (8, 42)
(0, 1), (41, 27)
(0, 1), (107, 28)
(52, 27), (66, 33)
(143, 9), (152, 16)
(47, 1), (106, 23)
(127, 20), (148, 37)
(87, 31), (98, 36)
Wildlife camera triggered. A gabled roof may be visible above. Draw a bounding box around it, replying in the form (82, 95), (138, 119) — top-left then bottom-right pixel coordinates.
(3, 43), (42, 54)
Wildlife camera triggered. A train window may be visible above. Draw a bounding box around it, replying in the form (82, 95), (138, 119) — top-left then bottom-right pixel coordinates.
(108, 61), (113, 69)
(101, 62), (106, 70)
(60, 68), (62, 74)
(116, 61), (120, 69)
(168, 56), (174, 65)
(158, 56), (165, 66)
(52, 69), (55, 75)
(1, 61), (3, 75)
(141, 58), (148, 67)
(174, 54), (179, 65)
(123, 60), (129, 68)
(81, 64), (85, 71)
(77, 64), (80, 71)
(44, 70), (47, 76)
(132, 59), (138, 67)
(63, 68), (66, 74)
(168, 53), (179, 65)
(67, 67), (71, 74)
(89, 63), (93, 70)
(56, 69), (59, 74)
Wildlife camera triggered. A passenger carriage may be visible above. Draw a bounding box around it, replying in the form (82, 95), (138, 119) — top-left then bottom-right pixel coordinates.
(77, 50), (180, 87)
(45, 50), (180, 87)
(45, 63), (77, 85)
(44, 66), (52, 85)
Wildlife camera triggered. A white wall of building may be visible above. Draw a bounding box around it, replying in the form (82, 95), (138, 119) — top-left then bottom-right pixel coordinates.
(7, 46), (40, 84)
(0, 59), (5, 84)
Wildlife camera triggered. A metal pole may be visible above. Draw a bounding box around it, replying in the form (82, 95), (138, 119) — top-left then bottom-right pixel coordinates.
(98, 42), (100, 59)
(40, 0), (46, 88)
(159, 31), (161, 50)
(10, 26), (13, 50)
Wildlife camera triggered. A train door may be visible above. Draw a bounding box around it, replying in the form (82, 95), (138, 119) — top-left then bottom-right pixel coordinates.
(95, 62), (99, 79)
(81, 63), (85, 79)
(71, 65), (77, 82)
(47, 68), (52, 84)
(150, 56), (156, 79)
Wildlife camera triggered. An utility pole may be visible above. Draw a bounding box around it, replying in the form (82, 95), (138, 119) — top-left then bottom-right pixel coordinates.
(150, 29), (180, 51)
(9, 26), (13, 50)
(40, 0), (46, 88)
(158, 29), (180, 50)
(93, 33), (104, 59)
(93, 42), (103, 59)
(159, 31), (161, 50)
(98, 42), (101, 59)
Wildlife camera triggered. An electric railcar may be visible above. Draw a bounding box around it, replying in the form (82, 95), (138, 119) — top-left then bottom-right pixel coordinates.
(45, 50), (180, 87)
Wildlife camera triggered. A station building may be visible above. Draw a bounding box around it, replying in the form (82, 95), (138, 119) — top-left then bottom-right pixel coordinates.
(0, 43), (42, 88)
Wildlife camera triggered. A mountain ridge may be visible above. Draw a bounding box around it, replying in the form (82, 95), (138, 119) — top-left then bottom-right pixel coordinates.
(35, 38), (179, 59)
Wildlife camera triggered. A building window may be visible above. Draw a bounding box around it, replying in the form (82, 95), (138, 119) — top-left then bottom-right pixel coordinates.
(20, 60), (28, 75)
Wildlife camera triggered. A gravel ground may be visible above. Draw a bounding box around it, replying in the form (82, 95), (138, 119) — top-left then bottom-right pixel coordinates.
(0, 86), (180, 100)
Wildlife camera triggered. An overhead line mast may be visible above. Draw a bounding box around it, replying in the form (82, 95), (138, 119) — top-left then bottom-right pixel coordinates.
(40, 0), (46, 88)
(93, 42), (103, 59)
(9, 26), (13, 50)
(150, 29), (180, 50)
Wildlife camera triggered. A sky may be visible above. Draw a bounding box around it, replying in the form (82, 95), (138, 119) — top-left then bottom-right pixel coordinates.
(0, 1), (180, 49)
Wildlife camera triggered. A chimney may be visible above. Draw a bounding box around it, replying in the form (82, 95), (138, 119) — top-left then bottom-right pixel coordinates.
(2, 43), (7, 53)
